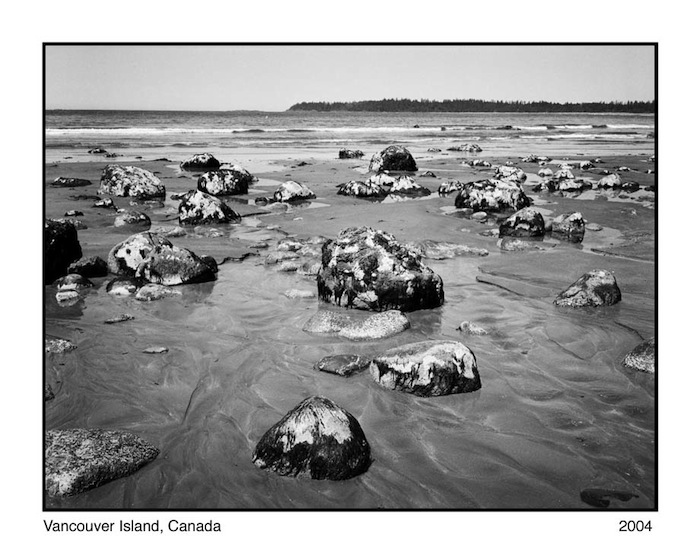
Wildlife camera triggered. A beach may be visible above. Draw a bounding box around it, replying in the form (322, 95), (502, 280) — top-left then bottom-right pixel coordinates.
(44, 112), (656, 509)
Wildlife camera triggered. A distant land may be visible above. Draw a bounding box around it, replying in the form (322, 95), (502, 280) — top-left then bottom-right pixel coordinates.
(288, 98), (655, 113)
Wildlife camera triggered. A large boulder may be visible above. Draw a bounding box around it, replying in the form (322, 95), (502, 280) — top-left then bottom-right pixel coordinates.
(554, 269), (622, 307)
(68, 256), (108, 277)
(317, 227), (444, 312)
(180, 153), (220, 171)
(551, 212), (586, 243)
(136, 244), (217, 285)
(197, 167), (253, 196)
(272, 181), (316, 203)
(368, 145), (418, 172)
(178, 190), (241, 225)
(499, 207), (545, 238)
(45, 219), (82, 284)
(622, 338), (655, 373)
(337, 180), (387, 198)
(455, 179), (531, 212)
(98, 165), (165, 199)
(107, 232), (172, 275)
(45, 429), (158, 497)
(370, 340), (481, 397)
(252, 396), (371, 480)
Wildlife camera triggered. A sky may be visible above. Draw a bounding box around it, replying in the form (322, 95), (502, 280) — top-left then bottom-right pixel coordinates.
(44, 44), (655, 111)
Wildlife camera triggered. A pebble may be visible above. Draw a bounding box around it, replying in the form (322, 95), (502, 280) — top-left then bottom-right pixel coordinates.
(284, 289), (315, 299)
(143, 346), (169, 354)
(104, 314), (135, 324)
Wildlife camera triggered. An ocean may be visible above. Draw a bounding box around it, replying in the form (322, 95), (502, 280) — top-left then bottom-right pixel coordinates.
(44, 109), (656, 510)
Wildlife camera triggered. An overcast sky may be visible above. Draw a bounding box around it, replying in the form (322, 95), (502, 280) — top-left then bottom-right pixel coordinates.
(45, 44), (655, 111)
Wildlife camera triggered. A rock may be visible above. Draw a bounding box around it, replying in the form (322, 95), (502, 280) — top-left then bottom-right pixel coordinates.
(252, 396), (371, 480)
(88, 148), (107, 154)
(68, 256), (108, 277)
(107, 232), (172, 275)
(64, 210), (83, 217)
(447, 143), (482, 153)
(136, 244), (217, 285)
(339, 149), (364, 159)
(368, 145), (418, 172)
(98, 165), (165, 199)
(537, 168), (554, 178)
(302, 310), (352, 334)
(558, 179), (587, 192)
(337, 310), (410, 340)
(427, 148), (441, 152)
(421, 171), (437, 178)
(150, 225), (187, 238)
(554, 269), (622, 307)
(197, 167), (253, 196)
(580, 488), (639, 508)
(45, 338), (76, 354)
(53, 273), (93, 291)
(554, 168), (575, 181)
(114, 210), (151, 228)
(370, 340), (481, 397)
(51, 177), (92, 187)
(409, 240), (488, 259)
(180, 153), (220, 171)
(579, 161), (595, 170)
(178, 190), (241, 225)
(622, 338), (655, 373)
(472, 212), (488, 221)
(94, 198), (116, 209)
(106, 276), (145, 296)
(104, 314), (134, 324)
(135, 283), (183, 301)
(45, 384), (55, 402)
(462, 159), (492, 167)
(455, 179), (531, 212)
(596, 173), (623, 189)
(499, 207), (545, 238)
(44, 428), (159, 497)
(317, 227), (444, 312)
(497, 238), (546, 252)
(337, 180), (387, 198)
(522, 154), (551, 163)
(457, 321), (488, 335)
(143, 346), (169, 354)
(438, 180), (464, 195)
(366, 173), (397, 188)
(56, 290), (80, 304)
(551, 212), (586, 242)
(388, 175), (431, 196)
(45, 219), (82, 284)
(272, 181), (316, 203)
(284, 289), (315, 299)
(495, 165), (527, 184)
(587, 223), (603, 232)
(313, 355), (371, 377)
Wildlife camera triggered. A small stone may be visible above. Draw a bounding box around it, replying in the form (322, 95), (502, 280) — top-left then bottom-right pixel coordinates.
(143, 346), (169, 354)
(313, 355), (371, 377)
(302, 310), (352, 334)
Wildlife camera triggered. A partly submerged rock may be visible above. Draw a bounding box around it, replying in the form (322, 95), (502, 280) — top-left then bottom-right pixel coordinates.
(302, 310), (353, 334)
(337, 180), (387, 198)
(197, 167), (253, 196)
(272, 181), (316, 203)
(252, 396), (371, 480)
(45, 428), (159, 497)
(455, 179), (530, 212)
(317, 227), (444, 312)
(313, 355), (372, 377)
(104, 313), (135, 324)
(45, 338), (76, 354)
(134, 283), (183, 301)
(67, 256), (108, 277)
(180, 153), (220, 171)
(370, 340), (481, 397)
(457, 321), (489, 335)
(98, 165), (165, 199)
(622, 338), (655, 374)
(107, 232), (172, 276)
(45, 219), (82, 284)
(106, 276), (146, 296)
(551, 212), (586, 243)
(337, 310), (410, 340)
(368, 145), (418, 172)
(51, 177), (92, 188)
(178, 189), (241, 225)
(554, 269), (622, 307)
(114, 209), (151, 228)
(53, 273), (94, 291)
(136, 244), (217, 285)
(498, 207), (545, 238)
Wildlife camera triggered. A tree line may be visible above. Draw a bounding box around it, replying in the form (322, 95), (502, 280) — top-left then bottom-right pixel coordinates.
(287, 98), (655, 113)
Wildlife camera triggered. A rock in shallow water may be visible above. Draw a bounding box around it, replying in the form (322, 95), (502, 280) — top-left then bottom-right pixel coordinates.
(252, 396), (371, 480)
(136, 244), (217, 286)
(45, 338), (76, 354)
(108, 232), (172, 276)
(499, 207), (545, 238)
(370, 340), (481, 397)
(622, 337), (655, 373)
(273, 181), (316, 203)
(551, 212), (586, 243)
(554, 269), (622, 307)
(313, 354), (371, 377)
(67, 256), (108, 277)
(337, 310), (410, 340)
(45, 428), (159, 497)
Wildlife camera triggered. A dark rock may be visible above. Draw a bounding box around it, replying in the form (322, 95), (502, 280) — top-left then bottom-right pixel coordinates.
(272, 181), (316, 203)
(53, 273), (93, 291)
(180, 153), (220, 171)
(200, 255), (219, 274)
(554, 269), (622, 307)
(252, 396), (371, 480)
(44, 428), (159, 497)
(339, 149), (364, 159)
(136, 244), (217, 285)
(580, 488), (639, 508)
(314, 355), (371, 377)
(621, 181), (641, 193)
(317, 227), (444, 312)
(551, 212), (586, 242)
(98, 165), (165, 199)
(622, 338), (655, 373)
(337, 180), (387, 198)
(499, 207), (545, 238)
(455, 179), (530, 212)
(107, 232), (172, 276)
(178, 190), (241, 225)
(88, 148), (107, 154)
(368, 145), (418, 172)
(370, 340), (481, 397)
(114, 210), (151, 228)
(68, 256), (108, 278)
(51, 177), (92, 188)
(197, 167), (254, 196)
(45, 219), (82, 284)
